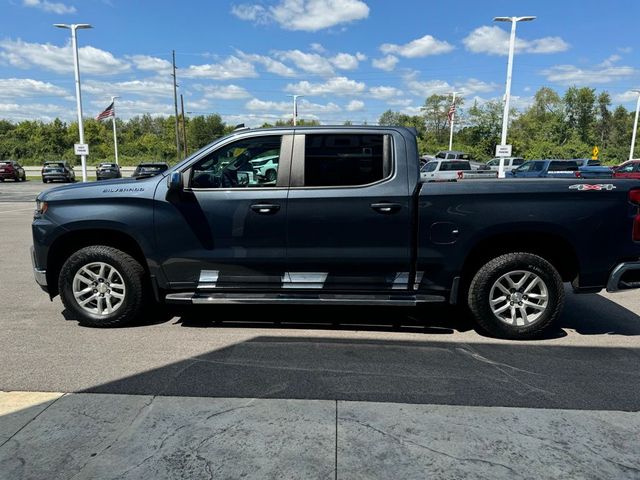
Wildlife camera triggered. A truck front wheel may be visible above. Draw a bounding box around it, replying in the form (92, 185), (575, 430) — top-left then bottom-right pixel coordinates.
(59, 246), (147, 328)
(467, 252), (564, 339)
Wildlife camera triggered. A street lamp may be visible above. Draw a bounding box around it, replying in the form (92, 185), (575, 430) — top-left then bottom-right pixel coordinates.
(630, 90), (640, 161)
(54, 23), (92, 182)
(494, 15), (536, 178)
(288, 94), (304, 126)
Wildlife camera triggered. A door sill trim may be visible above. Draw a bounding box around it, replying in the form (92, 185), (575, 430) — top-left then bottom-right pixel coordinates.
(165, 291), (445, 306)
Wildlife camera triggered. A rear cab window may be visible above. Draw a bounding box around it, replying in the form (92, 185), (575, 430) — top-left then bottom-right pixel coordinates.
(302, 133), (392, 187)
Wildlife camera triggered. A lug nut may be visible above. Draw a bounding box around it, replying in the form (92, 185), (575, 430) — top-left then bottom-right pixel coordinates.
(93, 289), (97, 293)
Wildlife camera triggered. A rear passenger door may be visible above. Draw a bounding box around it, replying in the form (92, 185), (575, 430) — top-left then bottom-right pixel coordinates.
(285, 131), (412, 291)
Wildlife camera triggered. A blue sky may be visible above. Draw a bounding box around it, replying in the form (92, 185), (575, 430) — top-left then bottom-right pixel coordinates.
(1, 0), (639, 126)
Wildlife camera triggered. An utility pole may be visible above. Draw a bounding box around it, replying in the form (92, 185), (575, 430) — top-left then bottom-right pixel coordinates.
(180, 94), (188, 158)
(171, 50), (180, 161)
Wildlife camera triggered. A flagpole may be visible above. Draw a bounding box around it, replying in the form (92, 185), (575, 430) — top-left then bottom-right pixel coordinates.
(448, 91), (457, 151)
(111, 96), (119, 165)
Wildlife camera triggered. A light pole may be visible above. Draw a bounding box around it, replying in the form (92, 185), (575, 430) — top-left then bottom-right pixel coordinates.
(54, 23), (92, 182)
(110, 96), (120, 165)
(494, 15), (535, 178)
(448, 91), (459, 151)
(630, 90), (640, 161)
(288, 94), (304, 126)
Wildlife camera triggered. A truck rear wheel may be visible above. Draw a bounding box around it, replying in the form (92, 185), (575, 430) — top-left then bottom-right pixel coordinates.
(59, 246), (147, 328)
(467, 252), (564, 339)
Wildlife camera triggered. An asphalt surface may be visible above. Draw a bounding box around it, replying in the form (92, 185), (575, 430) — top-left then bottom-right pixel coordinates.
(1, 180), (640, 410)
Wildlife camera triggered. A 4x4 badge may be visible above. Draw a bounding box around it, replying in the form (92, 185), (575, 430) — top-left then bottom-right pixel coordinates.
(569, 184), (616, 191)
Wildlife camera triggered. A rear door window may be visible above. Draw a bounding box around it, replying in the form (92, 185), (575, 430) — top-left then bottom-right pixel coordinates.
(549, 161), (578, 171)
(303, 134), (391, 187)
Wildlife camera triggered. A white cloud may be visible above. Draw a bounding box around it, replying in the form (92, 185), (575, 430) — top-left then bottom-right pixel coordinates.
(310, 43), (326, 53)
(0, 78), (69, 99)
(246, 97), (341, 115)
(372, 55), (398, 71)
(463, 26), (569, 55)
(0, 102), (74, 122)
(380, 35), (454, 58)
(232, 0), (370, 31)
(599, 54), (622, 68)
(198, 84), (251, 100)
(541, 63), (636, 85)
(84, 79), (172, 97)
(330, 52), (365, 70)
(404, 73), (498, 97)
(275, 49), (335, 76)
(128, 55), (172, 75)
(181, 56), (257, 80)
(285, 76), (366, 96)
(346, 99), (364, 111)
(0, 39), (130, 75)
(236, 51), (297, 77)
(369, 86), (402, 99)
(387, 98), (412, 107)
(613, 91), (640, 104)
(23, 0), (76, 14)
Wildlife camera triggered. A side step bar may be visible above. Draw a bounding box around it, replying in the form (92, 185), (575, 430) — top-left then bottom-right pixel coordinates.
(165, 292), (445, 306)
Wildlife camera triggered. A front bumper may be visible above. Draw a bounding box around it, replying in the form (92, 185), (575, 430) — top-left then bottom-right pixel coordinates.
(30, 246), (48, 291)
(606, 261), (640, 292)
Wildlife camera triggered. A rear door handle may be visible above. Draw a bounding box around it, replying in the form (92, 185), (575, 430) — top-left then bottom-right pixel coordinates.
(251, 203), (281, 214)
(370, 202), (402, 214)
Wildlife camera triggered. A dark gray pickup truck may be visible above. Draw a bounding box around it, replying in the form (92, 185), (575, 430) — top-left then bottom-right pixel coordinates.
(32, 126), (640, 338)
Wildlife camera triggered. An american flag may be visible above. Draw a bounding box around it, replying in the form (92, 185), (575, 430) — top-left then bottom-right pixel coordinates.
(96, 102), (114, 121)
(447, 102), (456, 123)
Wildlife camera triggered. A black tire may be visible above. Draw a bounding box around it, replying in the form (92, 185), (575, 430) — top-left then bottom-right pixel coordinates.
(42, 178), (47, 183)
(265, 169), (277, 182)
(467, 252), (564, 339)
(59, 245), (147, 328)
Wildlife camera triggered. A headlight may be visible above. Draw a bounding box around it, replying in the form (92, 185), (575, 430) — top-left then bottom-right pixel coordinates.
(35, 199), (48, 216)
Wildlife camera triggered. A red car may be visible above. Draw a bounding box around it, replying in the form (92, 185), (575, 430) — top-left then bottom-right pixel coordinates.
(0, 160), (26, 182)
(612, 160), (640, 179)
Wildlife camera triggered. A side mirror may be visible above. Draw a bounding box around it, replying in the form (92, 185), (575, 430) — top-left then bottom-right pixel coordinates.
(167, 171), (183, 191)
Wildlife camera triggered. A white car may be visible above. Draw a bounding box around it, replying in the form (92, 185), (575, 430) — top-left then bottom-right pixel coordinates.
(421, 160), (497, 182)
(249, 154), (279, 182)
(486, 157), (525, 172)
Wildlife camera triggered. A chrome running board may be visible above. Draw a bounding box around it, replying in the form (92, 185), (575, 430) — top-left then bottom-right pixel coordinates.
(165, 291), (444, 306)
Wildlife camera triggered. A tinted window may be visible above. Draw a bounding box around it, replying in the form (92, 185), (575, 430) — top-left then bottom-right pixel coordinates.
(459, 154), (470, 160)
(487, 159), (499, 166)
(549, 161), (578, 171)
(587, 160), (601, 166)
(421, 162), (438, 173)
(441, 161), (471, 171)
(435, 152), (446, 159)
(512, 158), (525, 166)
(304, 134), (390, 187)
(191, 135), (282, 188)
(618, 162), (636, 173)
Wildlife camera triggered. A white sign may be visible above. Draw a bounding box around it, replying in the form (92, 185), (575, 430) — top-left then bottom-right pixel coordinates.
(495, 144), (512, 157)
(74, 143), (89, 156)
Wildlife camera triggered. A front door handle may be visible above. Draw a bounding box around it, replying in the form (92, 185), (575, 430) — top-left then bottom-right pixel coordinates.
(370, 202), (402, 214)
(251, 203), (281, 214)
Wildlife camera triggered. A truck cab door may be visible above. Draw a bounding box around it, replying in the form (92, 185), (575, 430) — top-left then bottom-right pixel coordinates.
(153, 133), (292, 290)
(285, 130), (412, 291)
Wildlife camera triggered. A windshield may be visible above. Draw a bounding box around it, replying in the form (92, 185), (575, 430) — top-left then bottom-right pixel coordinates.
(421, 162), (438, 173)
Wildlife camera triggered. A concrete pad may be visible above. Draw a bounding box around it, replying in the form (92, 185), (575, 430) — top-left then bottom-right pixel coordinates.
(0, 393), (335, 480)
(337, 401), (640, 480)
(0, 391), (63, 442)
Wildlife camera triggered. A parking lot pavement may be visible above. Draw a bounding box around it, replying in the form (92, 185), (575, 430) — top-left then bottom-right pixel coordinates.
(0, 179), (53, 203)
(1, 181), (639, 478)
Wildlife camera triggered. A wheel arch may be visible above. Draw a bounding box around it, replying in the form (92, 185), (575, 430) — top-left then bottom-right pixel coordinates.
(46, 228), (149, 297)
(457, 231), (579, 303)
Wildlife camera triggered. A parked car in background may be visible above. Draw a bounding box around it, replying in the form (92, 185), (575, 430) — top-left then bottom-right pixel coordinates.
(0, 160), (26, 182)
(249, 153), (279, 182)
(131, 162), (169, 178)
(612, 160), (640, 179)
(574, 159), (613, 179)
(41, 161), (75, 183)
(96, 162), (122, 181)
(486, 157), (525, 172)
(507, 160), (582, 178)
(420, 160), (496, 182)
